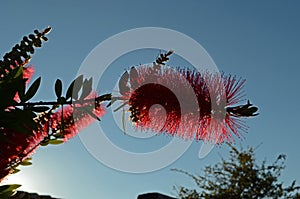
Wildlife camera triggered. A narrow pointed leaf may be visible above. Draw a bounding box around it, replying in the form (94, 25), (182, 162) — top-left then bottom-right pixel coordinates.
(40, 140), (49, 146)
(0, 184), (21, 194)
(12, 168), (21, 174)
(13, 66), (23, 79)
(18, 79), (27, 102)
(129, 67), (139, 88)
(67, 75), (83, 100)
(48, 139), (64, 145)
(119, 71), (129, 95)
(20, 160), (32, 166)
(80, 78), (93, 100)
(23, 77), (41, 102)
(66, 79), (75, 100)
(0, 191), (16, 198)
(55, 79), (62, 98)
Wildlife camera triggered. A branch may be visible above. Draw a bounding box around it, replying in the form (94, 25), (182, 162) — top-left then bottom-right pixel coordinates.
(13, 93), (112, 107)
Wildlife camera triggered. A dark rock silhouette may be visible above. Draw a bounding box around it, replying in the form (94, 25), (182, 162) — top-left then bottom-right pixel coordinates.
(137, 192), (177, 199)
(8, 191), (176, 198)
(10, 191), (60, 199)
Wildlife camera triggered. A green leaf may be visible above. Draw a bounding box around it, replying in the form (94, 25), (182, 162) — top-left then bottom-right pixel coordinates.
(0, 184), (21, 193)
(0, 190), (16, 198)
(40, 140), (49, 146)
(80, 78), (93, 100)
(20, 160), (32, 166)
(66, 75), (83, 100)
(55, 79), (62, 98)
(23, 77), (41, 102)
(12, 66), (24, 79)
(3, 66), (23, 81)
(12, 168), (21, 174)
(48, 139), (64, 145)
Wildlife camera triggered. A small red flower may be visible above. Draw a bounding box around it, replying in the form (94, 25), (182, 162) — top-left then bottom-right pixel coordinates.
(117, 65), (257, 144)
(50, 93), (106, 141)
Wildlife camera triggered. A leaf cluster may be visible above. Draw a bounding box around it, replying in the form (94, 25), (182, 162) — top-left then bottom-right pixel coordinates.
(0, 27), (111, 183)
(174, 144), (300, 199)
(0, 184), (21, 198)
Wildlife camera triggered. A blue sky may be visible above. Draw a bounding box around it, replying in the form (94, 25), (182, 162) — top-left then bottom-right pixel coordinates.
(1, 1), (300, 198)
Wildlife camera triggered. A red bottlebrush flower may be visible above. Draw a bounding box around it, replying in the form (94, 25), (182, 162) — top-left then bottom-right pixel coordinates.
(50, 93), (106, 141)
(117, 65), (258, 144)
(0, 122), (49, 182)
(22, 66), (35, 83)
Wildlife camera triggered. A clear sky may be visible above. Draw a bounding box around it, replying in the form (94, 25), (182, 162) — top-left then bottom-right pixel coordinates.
(1, 1), (300, 199)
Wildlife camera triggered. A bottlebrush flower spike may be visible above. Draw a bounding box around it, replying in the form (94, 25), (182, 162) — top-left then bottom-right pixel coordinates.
(0, 119), (49, 182)
(50, 93), (106, 141)
(0, 27), (51, 80)
(116, 64), (258, 144)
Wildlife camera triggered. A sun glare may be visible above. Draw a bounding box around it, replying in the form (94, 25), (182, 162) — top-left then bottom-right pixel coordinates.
(2, 169), (38, 192)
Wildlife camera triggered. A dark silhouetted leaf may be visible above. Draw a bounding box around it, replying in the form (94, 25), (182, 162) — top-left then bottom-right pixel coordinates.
(55, 79), (62, 98)
(66, 81), (75, 100)
(53, 133), (64, 139)
(129, 67), (138, 88)
(40, 140), (49, 146)
(18, 79), (27, 102)
(80, 78), (93, 100)
(119, 70), (129, 95)
(57, 96), (66, 104)
(66, 75), (83, 100)
(23, 77), (41, 102)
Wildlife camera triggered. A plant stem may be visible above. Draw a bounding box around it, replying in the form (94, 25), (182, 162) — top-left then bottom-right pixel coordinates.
(14, 93), (112, 107)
